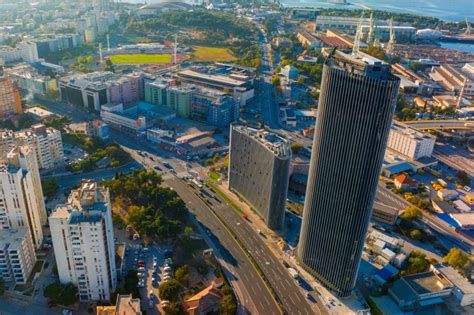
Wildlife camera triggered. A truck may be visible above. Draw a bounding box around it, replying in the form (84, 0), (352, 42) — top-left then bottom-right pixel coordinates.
(192, 178), (203, 189)
(438, 178), (448, 188)
(288, 267), (298, 279)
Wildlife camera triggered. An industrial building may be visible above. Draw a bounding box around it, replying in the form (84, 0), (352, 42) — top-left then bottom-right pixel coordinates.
(228, 126), (291, 230)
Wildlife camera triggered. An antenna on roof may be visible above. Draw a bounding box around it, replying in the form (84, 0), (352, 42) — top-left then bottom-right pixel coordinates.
(367, 12), (374, 44)
(174, 33), (178, 65)
(386, 18), (396, 55)
(466, 18), (472, 35)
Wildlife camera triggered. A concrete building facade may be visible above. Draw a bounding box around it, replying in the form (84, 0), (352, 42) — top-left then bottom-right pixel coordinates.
(297, 50), (400, 296)
(0, 76), (22, 118)
(0, 228), (36, 285)
(0, 146), (47, 249)
(387, 121), (436, 160)
(228, 126), (291, 230)
(49, 180), (117, 301)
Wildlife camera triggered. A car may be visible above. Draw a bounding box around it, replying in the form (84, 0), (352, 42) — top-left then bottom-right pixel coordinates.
(47, 300), (57, 308)
(160, 300), (170, 307)
(44, 262), (49, 269)
(242, 214), (248, 220)
(164, 250), (173, 259)
(163, 275), (171, 281)
(153, 256), (158, 262)
(149, 299), (154, 309)
(163, 266), (172, 272)
(149, 290), (155, 299)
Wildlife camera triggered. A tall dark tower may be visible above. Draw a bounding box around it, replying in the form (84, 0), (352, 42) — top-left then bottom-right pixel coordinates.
(297, 50), (400, 297)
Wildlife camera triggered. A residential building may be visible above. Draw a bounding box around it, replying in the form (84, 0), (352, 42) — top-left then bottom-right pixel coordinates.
(394, 174), (418, 190)
(49, 180), (117, 301)
(389, 271), (453, 311)
(25, 107), (56, 121)
(0, 228), (36, 285)
(0, 124), (64, 171)
(108, 73), (144, 105)
(96, 294), (142, 315)
(387, 121), (436, 160)
(7, 65), (58, 96)
(144, 79), (193, 118)
(183, 282), (224, 315)
(0, 76), (22, 118)
(17, 41), (39, 63)
(297, 50), (400, 297)
(0, 146), (47, 248)
(229, 126), (291, 230)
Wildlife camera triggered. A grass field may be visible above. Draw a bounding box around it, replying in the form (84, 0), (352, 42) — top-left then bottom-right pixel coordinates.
(191, 46), (236, 62)
(110, 54), (172, 64)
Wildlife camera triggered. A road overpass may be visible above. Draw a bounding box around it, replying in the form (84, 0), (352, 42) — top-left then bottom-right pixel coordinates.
(404, 120), (474, 131)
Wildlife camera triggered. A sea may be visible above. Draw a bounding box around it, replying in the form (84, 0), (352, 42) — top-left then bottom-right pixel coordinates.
(280, 0), (474, 22)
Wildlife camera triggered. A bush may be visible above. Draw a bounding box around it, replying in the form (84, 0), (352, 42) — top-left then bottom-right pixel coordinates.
(404, 251), (430, 275)
(220, 294), (237, 315)
(175, 265), (190, 286)
(409, 229), (423, 240)
(42, 178), (59, 199)
(444, 248), (470, 271)
(400, 206), (422, 221)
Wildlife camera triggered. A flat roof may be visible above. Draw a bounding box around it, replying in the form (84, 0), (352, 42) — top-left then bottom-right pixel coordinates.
(0, 227), (28, 249)
(179, 69), (247, 87)
(404, 271), (451, 295)
(436, 264), (474, 295)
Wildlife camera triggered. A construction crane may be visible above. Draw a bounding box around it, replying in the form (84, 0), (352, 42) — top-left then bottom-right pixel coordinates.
(386, 18), (396, 55)
(352, 12), (365, 55)
(465, 18), (472, 35)
(367, 12), (375, 44)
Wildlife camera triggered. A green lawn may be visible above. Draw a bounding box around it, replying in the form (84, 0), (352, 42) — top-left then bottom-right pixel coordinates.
(208, 171), (221, 181)
(110, 54), (172, 64)
(191, 46), (236, 62)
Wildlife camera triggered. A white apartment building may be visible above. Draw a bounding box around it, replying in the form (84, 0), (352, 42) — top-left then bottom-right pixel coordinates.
(49, 180), (117, 301)
(0, 124), (64, 171)
(17, 41), (39, 63)
(387, 121), (436, 160)
(0, 146), (47, 248)
(0, 227), (36, 284)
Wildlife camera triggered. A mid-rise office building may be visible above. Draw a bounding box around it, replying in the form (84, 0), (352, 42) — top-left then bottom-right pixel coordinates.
(0, 124), (64, 171)
(297, 50), (400, 296)
(49, 180), (117, 301)
(228, 126), (291, 229)
(387, 121), (436, 160)
(0, 146), (47, 249)
(59, 72), (112, 111)
(0, 76), (22, 118)
(0, 227), (36, 285)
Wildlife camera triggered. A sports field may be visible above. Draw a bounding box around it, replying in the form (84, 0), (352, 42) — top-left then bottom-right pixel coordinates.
(191, 46), (236, 62)
(110, 54), (173, 64)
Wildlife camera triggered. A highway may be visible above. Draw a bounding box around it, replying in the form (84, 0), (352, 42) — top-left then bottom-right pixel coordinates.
(403, 119), (474, 131)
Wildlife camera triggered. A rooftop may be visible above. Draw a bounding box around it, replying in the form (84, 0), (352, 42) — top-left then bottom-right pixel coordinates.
(0, 227), (28, 249)
(233, 125), (291, 158)
(178, 69), (249, 87)
(391, 121), (435, 141)
(404, 271), (452, 295)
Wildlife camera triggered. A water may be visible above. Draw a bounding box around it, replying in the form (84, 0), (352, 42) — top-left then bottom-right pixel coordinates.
(280, 0), (474, 22)
(439, 42), (474, 54)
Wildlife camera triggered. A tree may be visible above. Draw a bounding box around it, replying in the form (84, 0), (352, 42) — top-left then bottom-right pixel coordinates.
(42, 178), (59, 199)
(163, 302), (183, 315)
(220, 294), (237, 315)
(456, 170), (471, 187)
(404, 251), (430, 275)
(271, 75), (280, 87)
(158, 279), (181, 301)
(175, 265), (190, 286)
(0, 277), (5, 296)
(44, 282), (78, 306)
(290, 143), (303, 154)
(444, 248), (469, 271)
(409, 229), (423, 240)
(400, 206), (422, 221)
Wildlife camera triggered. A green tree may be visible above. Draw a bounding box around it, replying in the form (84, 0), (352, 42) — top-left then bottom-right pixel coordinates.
(404, 251), (430, 275)
(175, 265), (190, 286)
(409, 229), (423, 240)
(163, 302), (183, 315)
(220, 294), (237, 315)
(158, 279), (181, 301)
(290, 143), (303, 154)
(42, 178), (59, 199)
(444, 248), (469, 271)
(44, 282), (78, 306)
(400, 206), (422, 221)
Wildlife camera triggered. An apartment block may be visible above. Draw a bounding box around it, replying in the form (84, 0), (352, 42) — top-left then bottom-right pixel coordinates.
(49, 180), (117, 301)
(0, 146), (47, 248)
(387, 121), (436, 160)
(0, 227), (36, 284)
(0, 124), (64, 171)
(0, 76), (22, 118)
(228, 126), (291, 230)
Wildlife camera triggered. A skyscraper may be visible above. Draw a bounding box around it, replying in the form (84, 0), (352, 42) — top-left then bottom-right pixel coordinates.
(49, 180), (117, 301)
(228, 125), (291, 230)
(297, 50), (400, 296)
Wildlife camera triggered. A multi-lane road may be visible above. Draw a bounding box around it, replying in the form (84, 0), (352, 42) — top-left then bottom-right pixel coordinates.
(118, 137), (321, 314)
